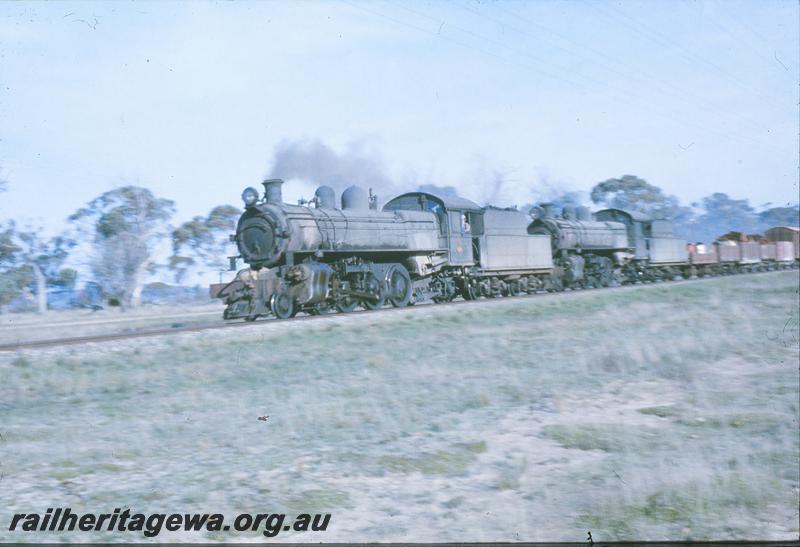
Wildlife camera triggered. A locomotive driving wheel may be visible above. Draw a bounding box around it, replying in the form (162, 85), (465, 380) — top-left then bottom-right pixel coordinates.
(335, 296), (358, 313)
(270, 291), (296, 319)
(548, 275), (564, 292)
(386, 265), (412, 308)
(333, 278), (358, 313)
(360, 273), (386, 310)
(307, 302), (332, 315)
(460, 277), (479, 300)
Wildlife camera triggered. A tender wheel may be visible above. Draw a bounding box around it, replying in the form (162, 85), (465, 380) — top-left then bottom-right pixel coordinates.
(386, 265), (412, 308)
(360, 273), (386, 310)
(270, 291), (296, 319)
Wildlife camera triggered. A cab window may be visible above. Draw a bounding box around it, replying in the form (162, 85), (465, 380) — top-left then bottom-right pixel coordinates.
(450, 211), (468, 234)
(468, 212), (484, 235)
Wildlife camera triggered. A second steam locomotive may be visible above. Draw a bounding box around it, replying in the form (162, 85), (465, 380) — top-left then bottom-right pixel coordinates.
(211, 178), (798, 321)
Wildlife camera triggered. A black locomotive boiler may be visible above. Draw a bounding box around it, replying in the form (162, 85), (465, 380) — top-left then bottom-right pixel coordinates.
(213, 178), (553, 320)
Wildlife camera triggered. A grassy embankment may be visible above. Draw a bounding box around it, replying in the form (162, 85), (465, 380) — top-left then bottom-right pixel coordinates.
(1, 271), (798, 541)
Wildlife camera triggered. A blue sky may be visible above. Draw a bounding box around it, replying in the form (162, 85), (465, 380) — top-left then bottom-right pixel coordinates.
(0, 0), (797, 235)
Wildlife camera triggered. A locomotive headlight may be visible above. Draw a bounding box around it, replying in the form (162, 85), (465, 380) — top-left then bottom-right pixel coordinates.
(241, 187), (259, 207)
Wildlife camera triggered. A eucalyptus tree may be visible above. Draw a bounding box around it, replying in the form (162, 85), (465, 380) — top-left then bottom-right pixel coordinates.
(70, 186), (174, 309)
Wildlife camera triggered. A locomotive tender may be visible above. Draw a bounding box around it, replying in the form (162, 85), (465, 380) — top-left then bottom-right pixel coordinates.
(211, 178), (798, 321)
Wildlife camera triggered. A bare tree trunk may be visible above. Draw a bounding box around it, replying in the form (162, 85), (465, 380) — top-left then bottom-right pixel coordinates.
(130, 283), (143, 308)
(128, 261), (148, 308)
(32, 263), (47, 314)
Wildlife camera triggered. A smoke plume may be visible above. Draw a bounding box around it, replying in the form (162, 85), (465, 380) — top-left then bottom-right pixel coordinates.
(266, 139), (582, 213)
(267, 139), (399, 202)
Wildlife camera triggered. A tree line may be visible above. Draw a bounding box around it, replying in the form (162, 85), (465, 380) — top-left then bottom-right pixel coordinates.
(548, 175), (798, 244)
(0, 174), (797, 313)
(1, 183), (240, 313)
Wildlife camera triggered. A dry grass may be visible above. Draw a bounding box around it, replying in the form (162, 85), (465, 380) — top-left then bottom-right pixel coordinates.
(1, 271), (798, 542)
(0, 302), (223, 344)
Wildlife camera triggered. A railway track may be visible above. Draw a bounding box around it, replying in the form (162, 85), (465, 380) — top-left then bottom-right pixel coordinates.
(0, 269), (795, 352)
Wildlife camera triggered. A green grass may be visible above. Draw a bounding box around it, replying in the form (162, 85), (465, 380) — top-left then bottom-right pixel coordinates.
(540, 424), (641, 452)
(378, 447), (478, 476)
(0, 271), (797, 541)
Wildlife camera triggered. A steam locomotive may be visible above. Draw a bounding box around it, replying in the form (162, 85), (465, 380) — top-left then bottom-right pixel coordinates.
(210, 178), (798, 321)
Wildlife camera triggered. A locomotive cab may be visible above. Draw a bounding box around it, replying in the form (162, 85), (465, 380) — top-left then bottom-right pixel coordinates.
(383, 192), (483, 266)
(594, 208), (687, 265)
(592, 208), (651, 259)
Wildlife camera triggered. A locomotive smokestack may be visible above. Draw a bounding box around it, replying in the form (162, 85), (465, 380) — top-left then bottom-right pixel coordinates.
(262, 178), (284, 204)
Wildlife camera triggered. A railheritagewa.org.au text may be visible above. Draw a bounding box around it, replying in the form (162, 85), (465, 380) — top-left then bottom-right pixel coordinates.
(8, 508), (331, 537)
